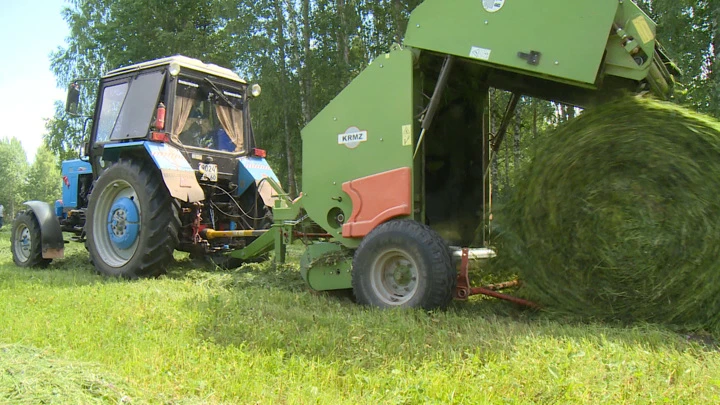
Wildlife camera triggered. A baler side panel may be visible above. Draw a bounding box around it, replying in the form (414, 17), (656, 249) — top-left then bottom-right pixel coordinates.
(301, 49), (416, 248)
(404, 0), (618, 87)
(341, 167), (412, 238)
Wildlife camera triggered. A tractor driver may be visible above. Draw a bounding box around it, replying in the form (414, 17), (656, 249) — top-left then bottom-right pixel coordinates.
(179, 105), (215, 149)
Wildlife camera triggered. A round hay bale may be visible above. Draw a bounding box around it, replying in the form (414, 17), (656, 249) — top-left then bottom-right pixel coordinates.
(499, 96), (720, 328)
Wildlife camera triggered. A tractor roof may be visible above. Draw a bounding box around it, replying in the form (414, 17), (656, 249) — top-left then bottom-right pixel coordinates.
(104, 55), (247, 84)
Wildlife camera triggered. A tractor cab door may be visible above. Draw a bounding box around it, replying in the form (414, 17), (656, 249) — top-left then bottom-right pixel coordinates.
(89, 71), (166, 177)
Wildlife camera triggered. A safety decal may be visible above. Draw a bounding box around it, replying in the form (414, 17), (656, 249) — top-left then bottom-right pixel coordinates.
(469, 46), (492, 61)
(402, 125), (412, 146)
(632, 16), (655, 44)
(482, 0), (505, 13)
(338, 127), (368, 149)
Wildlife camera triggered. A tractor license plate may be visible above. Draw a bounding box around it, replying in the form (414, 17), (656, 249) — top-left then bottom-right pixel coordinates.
(199, 163), (218, 182)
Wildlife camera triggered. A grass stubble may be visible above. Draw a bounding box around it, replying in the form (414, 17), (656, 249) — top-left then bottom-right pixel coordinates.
(2, 142), (720, 405)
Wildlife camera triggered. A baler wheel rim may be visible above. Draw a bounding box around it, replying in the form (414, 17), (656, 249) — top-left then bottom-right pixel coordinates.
(369, 247), (420, 305)
(352, 219), (455, 310)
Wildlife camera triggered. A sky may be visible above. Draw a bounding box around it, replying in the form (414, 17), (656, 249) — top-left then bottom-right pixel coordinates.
(0, 1), (69, 162)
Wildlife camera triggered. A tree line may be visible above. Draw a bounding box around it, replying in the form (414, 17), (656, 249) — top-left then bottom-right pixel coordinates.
(0, 140), (61, 219)
(1, 0), (716, 214)
(44, 0), (426, 198)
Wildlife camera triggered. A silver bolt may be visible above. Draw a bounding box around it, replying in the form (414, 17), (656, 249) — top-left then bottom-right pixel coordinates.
(484, 20), (489, 25)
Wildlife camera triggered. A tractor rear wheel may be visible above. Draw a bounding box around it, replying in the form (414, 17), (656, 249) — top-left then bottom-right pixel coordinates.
(86, 160), (179, 278)
(11, 211), (52, 268)
(352, 219), (455, 310)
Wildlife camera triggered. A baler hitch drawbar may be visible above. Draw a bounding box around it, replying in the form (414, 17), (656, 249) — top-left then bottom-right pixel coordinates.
(454, 248), (539, 309)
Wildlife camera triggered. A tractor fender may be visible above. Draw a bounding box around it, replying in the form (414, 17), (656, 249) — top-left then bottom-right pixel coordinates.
(102, 141), (204, 202)
(23, 201), (64, 259)
(237, 156), (282, 207)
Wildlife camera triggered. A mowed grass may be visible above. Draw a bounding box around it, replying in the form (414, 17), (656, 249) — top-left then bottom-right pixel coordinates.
(1, 229), (720, 404)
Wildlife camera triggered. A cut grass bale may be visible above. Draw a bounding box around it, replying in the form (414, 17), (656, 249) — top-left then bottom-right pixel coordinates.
(497, 96), (720, 329)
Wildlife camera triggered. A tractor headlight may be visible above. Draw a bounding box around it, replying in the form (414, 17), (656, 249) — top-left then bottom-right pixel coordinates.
(251, 83), (262, 98)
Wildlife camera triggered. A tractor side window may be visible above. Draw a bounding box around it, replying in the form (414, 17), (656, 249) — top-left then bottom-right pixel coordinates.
(96, 82), (129, 143)
(111, 71), (166, 140)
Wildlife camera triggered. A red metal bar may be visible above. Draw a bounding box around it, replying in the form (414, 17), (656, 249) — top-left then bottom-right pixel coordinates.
(469, 286), (539, 309)
(453, 247), (539, 308)
(454, 248), (471, 300)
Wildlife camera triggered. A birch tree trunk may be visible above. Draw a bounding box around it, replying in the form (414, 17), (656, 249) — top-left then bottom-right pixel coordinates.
(274, 1), (298, 197)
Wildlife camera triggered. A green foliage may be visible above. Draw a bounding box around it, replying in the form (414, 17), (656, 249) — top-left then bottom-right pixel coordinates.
(499, 96), (720, 329)
(43, 101), (85, 163)
(0, 138), (29, 218)
(42, 0), (719, 199)
(45, 0), (233, 161)
(636, 0), (720, 118)
(24, 145), (61, 206)
(45, 0), (427, 194)
(489, 91), (558, 198)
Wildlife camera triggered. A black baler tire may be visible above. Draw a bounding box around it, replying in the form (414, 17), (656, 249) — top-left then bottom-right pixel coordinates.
(11, 211), (52, 268)
(352, 219), (455, 310)
(85, 160), (180, 278)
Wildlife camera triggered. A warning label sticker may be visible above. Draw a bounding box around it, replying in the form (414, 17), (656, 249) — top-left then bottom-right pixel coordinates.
(470, 46), (492, 61)
(632, 16), (655, 44)
(402, 125), (412, 146)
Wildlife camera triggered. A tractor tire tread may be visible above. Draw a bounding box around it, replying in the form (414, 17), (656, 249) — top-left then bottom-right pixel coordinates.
(11, 211), (52, 268)
(86, 159), (179, 278)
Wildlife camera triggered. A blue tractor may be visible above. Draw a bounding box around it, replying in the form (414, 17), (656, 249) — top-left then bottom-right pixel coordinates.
(11, 56), (281, 277)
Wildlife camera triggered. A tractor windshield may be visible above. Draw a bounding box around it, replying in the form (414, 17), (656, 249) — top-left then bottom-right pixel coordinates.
(172, 77), (245, 153)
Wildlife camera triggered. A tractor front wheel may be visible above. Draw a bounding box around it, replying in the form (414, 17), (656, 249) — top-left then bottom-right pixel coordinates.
(11, 211), (52, 268)
(86, 160), (179, 278)
(352, 219), (455, 310)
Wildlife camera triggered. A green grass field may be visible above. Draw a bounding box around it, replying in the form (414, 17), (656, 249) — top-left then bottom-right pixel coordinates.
(1, 229), (719, 404)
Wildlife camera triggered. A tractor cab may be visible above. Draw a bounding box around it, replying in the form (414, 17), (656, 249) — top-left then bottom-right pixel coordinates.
(81, 55), (261, 185)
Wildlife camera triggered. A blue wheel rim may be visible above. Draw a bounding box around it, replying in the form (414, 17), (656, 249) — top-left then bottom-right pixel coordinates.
(107, 197), (140, 250)
(92, 178), (141, 268)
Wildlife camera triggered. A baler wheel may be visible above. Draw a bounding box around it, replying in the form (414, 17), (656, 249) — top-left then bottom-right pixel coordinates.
(85, 160), (179, 278)
(11, 211), (52, 268)
(352, 219), (455, 310)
